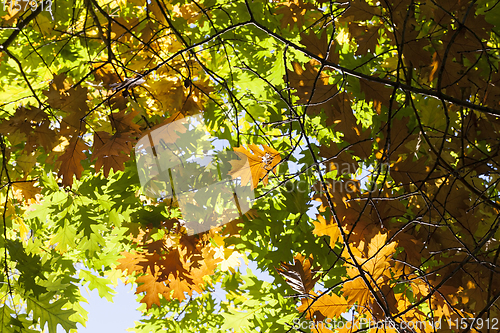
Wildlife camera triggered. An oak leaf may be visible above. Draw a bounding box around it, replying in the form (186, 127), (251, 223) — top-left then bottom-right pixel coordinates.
(12, 180), (41, 203)
(56, 136), (87, 187)
(92, 63), (121, 89)
(341, 276), (371, 307)
(287, 61), (336, 108)
(156, 248), (191, 280)
(190, 247), (222, 288)
(117, 251), (145, 275)
(135, 268), (169, 309)
(276, 253), (320, 294)
(363, 232), (398, 279)
(397, 29), (432, 68)
(228, 144), (281, 190)
(349, 24), (380, 55)
(297, 291), (349, 320)
(319, 143), (359, 176)
(275, 0), (318, 30)
(300, 30), (339, 64)
(338, 0), (382, 22)
(164, 275), (192, 301)
(43, 74), (89, 131)
(322, 93), (374, 160)
(92, 131), (133, 177)
(359, 78), (393, 114)
(109, 109), (142, 134)
(32, 120), (58, 152)
(341, 233), (398, 306)
(312, 214), (340, 248)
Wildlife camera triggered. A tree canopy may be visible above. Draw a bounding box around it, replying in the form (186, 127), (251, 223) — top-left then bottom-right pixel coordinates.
(1, 0), (500, 332)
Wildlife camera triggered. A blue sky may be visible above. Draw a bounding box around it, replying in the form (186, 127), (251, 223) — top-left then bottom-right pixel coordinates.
(76, 281), (142, 333)
(65, 259), (274, 333)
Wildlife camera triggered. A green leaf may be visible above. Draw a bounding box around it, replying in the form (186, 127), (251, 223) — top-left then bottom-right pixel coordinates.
(26, 293), (77, 333)
(49, 220), (77, 253)
(0, 305), (15, 333)
(79, 270), (116, 302)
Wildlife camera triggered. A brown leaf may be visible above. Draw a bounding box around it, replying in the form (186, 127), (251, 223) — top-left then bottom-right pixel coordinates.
(42, 73), (71, 109)
(109, 109), (142, 134)
(349, 24), (380, 55)
(56, 136), (87, 187)
(156, 248), (191, 280)
(300, 30), (339, 64)
(320, 93), (373, 160)
(319, 142), (359, 175)
(93, 131), (134, 177)
(43, 74), (89, 131)
(33, 120), (58, 152)
(359, 78), (393, 113)
(12, 180), (41, 202)
(92, 63), (121, 89)
(275, 0), (318, 30)
(287, 61), (336, 107)
(339, 0), (381, 22)
(390, 154), (433, 191)
(276, 253), (320, 294)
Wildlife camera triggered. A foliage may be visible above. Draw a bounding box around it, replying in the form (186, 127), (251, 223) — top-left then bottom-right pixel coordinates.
(1, 0), (500, 332)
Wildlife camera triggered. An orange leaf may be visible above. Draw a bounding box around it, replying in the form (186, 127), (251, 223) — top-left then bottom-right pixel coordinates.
(92, 63), (121, 89)
(229, 144), (281, 189)
(135, 268), (169, 309)
(312, 214), (341, 248)
(341, 276), (371, 307)
(429, 52), (439, 82)
(341, 233), (398, 306)
(117, 251), (146, 275)
(56, 136), (87, 187)
(163, 275), (192, 302)
(298, 292), (349, 320)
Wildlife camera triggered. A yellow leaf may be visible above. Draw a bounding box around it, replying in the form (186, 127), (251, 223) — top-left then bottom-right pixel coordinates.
(53, 137), (69, 152)
(16, 217), (29, 241)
